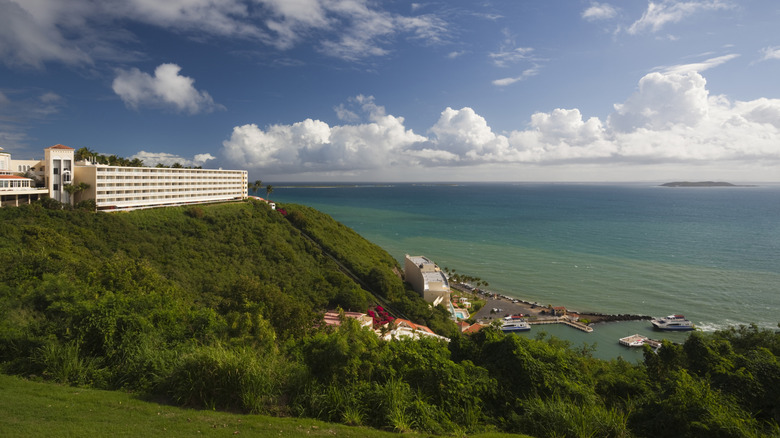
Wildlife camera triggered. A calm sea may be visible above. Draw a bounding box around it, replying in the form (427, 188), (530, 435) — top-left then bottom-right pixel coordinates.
(274, 183), (780, 360)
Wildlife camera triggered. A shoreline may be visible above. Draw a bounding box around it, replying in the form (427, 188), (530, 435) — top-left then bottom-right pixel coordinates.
(452, 283), (651, 327)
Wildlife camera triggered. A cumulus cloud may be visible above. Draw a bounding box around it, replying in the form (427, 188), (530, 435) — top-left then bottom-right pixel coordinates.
(112, 63), (223, 114)
(608, 71), (710, 131)
(582, 3), (617, 21)
(627, 0), (733, 35)
(222, 96), (427, 172)
(221, 70), (780, 178)
(0, 0), (448, 68)
(131, 151), (216, 167)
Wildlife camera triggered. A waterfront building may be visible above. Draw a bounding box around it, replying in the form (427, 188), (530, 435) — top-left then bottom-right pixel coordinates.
(0, 147), (48, 207)
(404, 254), (451, 305)
(2, 144), (248, 211)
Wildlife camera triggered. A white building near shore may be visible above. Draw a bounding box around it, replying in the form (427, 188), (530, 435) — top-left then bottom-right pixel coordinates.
(1, 144), (248, 211)
(404, 254), (451, 305)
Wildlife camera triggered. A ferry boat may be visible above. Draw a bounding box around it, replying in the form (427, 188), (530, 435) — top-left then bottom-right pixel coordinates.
(501, 319), (531, 332)
(651, 314), (695, 331)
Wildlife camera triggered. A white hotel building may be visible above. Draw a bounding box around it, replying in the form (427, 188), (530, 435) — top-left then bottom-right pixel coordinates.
(1, 144), (248, 211)
(404, 254), (451, 305)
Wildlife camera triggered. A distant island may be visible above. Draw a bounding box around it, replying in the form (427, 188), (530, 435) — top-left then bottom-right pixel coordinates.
(661, 181), (755, 187)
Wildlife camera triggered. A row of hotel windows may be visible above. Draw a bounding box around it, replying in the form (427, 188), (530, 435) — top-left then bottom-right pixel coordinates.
(99, 193), (243, 204)
(96, 182), (244, 188)
(97, 175), (246, 181)
(0, 180), (33, 188)
(97, 187), (244, 195)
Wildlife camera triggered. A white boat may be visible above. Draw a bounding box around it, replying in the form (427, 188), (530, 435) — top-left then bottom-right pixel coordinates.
(651, 314), (695, 331)
(619, 334), (648, 347)
(501, 320), (531, 332)
(619, 334), (663, 349)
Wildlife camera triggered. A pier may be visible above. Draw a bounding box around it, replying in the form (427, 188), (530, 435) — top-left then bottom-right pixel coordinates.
(528, 318), (594, 332)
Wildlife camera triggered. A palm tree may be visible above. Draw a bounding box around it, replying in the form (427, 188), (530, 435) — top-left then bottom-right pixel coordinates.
(265, 184), (274, 200)
(62, 182), (90, 206)
(248, 180), (262, 195)
(74, 147), (96, 162)
(63, 184), (78, 206)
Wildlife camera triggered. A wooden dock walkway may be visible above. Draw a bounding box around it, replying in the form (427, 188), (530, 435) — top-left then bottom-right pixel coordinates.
(528, 318), (594, 333)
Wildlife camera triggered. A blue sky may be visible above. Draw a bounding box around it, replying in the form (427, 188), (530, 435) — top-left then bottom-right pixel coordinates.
(1, 0), (779, 182)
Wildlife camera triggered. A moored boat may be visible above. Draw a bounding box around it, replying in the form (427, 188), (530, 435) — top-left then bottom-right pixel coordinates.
(501, 319), (531, 332)
(651, 314), (695, 331)
(619, 334), (663, 349)
(619, 334), (648, 347)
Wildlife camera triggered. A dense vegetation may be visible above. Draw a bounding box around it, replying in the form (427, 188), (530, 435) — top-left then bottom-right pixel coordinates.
(1, 201), (778, 437)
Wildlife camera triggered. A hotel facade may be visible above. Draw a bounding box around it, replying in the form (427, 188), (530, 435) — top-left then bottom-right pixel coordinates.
(1, 144), (248, 211)
(404, 254), (451, 305)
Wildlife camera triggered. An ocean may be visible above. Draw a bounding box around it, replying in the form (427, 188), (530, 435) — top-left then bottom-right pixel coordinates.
(273, 183), (780, 360)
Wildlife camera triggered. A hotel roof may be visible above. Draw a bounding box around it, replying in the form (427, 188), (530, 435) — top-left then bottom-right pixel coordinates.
(46, 144), (74, 150)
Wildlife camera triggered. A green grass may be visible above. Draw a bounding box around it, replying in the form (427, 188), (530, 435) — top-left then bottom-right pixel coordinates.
(0, 374), (532, 438)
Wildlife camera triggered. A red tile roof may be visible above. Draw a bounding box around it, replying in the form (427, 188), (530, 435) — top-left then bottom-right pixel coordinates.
(0, 175), (30, 180)
(47, 144), (74, 150)
(393, 318), (435, 334)
(462, 323), (485, 334)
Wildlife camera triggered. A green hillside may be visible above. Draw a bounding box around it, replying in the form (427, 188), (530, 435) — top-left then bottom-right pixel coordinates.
(1, 200), (778, 437)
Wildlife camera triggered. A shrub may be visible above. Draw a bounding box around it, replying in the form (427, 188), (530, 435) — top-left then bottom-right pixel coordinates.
(162, 344), (300, 414)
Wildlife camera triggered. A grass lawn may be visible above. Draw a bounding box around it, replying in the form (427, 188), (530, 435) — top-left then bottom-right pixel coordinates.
(0, 374), (532, 438)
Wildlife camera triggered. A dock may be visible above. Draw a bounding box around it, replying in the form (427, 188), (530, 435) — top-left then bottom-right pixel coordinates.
(528, 317), (594, 332)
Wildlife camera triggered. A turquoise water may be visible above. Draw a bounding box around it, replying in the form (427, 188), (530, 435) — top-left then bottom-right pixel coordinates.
(274, 183), (780, 360)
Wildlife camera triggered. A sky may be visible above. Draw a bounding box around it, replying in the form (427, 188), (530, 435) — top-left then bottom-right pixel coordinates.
(1, 0), (779, 183)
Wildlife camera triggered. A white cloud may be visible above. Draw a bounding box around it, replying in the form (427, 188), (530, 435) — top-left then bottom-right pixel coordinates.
(627, 0), (733, 35)
(131, 151), (215, 167)
(112, 63), (223, 114)
(659, 54), (739, 74)
(194, 153), (217, 163)
(760, 46), (780, 62)
(608, 71), (710, 131)
(582, 3), (617, 21)
(222, 96), (427, 172)
(222, 71), (780, 179)
(0, 0), (93, 68)
(0, 0), (448, 69)
(490, 46), (534, 68)
(492, 66), (541, 86)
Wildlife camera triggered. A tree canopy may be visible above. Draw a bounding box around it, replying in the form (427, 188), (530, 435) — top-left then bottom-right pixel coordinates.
(0, 200), (777, 437)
